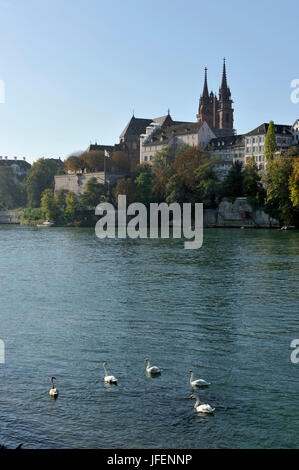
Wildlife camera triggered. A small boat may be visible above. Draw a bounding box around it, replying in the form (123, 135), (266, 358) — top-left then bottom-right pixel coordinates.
(37, 220), (55, 227)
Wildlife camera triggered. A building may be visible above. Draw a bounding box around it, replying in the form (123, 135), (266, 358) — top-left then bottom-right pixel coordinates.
(0, 156), (31, 180)
(119, 113), (177, 171)
(207, 134), (245, 177)
(197, 59), (234, 136)
(244, 123), (293, 170)
(291, 119), (299, 144)
(140, 121), (216, 164)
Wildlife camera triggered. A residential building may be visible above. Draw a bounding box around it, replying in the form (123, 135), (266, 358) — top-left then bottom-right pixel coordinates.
(0, 156), (31, 180)
(140, 121), (216, 164)
(244, 123), (293, 170)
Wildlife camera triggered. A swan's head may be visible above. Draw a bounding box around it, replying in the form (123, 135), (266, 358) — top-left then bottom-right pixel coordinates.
(189, 369), (193, 374)
(145, 358), (150, 363)
(50, 376), (56, 381)
(189, 394), (197, 400)
(103, 362), (107, 366)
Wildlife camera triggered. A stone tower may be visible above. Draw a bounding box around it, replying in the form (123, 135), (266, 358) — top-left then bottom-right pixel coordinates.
(197, 60), (234, 132)
(218, 58), (234, 130)
(197, 68), (215, 128)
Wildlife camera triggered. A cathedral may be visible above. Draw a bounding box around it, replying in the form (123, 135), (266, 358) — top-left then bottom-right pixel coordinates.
(197, 59), (234, 134)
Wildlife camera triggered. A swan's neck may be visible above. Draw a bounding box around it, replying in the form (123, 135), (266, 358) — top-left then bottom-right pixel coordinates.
(51, 379), (55, 389)
(103, 364), (108, 376)
(194, 397), (200, 408)
(190, 371), (194, 382)
(146, 360), (151, 368)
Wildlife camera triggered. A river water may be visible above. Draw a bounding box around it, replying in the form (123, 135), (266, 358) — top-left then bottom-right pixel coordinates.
(0, 225), (298, 448)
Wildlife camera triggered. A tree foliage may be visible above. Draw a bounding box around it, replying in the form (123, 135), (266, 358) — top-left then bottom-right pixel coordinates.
(265, 156), (295, 224)
(80, 177), (105, 208)
(0, 167), (26, 209)
(113, 178), (139, 206)
(26, 158), (62, 208)
(135, 172), (152, 205)
(264, 121), (277, 162)
(289, 157), (299, 209)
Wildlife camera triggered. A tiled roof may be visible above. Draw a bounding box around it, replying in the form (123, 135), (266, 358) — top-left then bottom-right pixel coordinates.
(246, 123), (292, 136)
(0, 159), (31, 170)
(120, 114), (189, 138)
(208, 134), (244, 149)
(120, 117), (154, 137)
(142, 122), (203, 147)
(87, 144), (115, 152)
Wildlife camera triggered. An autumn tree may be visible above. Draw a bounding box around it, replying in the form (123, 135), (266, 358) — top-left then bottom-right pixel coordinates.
(110, 151), (130, 174)
(289, 157), (299, 209)
(113, 178), (139, 206)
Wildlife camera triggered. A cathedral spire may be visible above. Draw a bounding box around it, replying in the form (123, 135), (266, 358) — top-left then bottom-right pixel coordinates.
(202, 67), (209, 99)
(221, 58), (228, 91)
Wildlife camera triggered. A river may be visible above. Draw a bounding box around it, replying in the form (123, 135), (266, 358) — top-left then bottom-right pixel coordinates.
(0, 225), (298, 448)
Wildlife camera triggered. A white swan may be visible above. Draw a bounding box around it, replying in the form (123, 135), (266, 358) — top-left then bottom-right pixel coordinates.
(49, 376), (59, 398)
(189, 369), (210, 388)
(189, 394), (215, 414)
(145, 358), (161, 375)
(103, 362), (118, 384)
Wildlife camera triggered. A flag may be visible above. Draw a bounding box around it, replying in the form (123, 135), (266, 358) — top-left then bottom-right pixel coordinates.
(104, 150), (111, 158)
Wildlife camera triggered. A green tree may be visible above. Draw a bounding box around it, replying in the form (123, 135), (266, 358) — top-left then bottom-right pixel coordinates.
(80, 177), (105, 207)
(264, 121), (277, 162)
(165, 174), (186, 204)
(265, 156), (295, 225)
(55, 189), (69, 210)
(135, 172), (152, 205)
(152, 146), (174, 171)
(0, 167), (26, 209)
(41, 189), (59, 221)
(26, 158), (61, 207)
(242, 157), (265, 207)
(65, 192), (79, 222)
(220, 161), (244, 200)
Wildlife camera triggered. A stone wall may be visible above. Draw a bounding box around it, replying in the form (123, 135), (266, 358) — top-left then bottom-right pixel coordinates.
(203, 198), (279, 228)
(0, 210), (23, 224)
(54, 172), (124, 195)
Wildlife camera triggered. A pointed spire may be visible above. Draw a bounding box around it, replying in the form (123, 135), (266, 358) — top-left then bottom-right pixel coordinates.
(202, 67), (209, 98)
(221, 58), (228, 91)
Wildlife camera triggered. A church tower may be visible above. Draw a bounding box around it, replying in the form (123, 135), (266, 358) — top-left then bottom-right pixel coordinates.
(218, 59), (234, 130)
(197, 68), (214, 128)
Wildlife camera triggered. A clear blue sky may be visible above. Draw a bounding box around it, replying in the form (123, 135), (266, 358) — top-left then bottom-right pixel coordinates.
(0, 0), (298, 163)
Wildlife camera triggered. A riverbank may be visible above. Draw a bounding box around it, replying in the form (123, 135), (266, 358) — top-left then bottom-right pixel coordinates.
(0, 198), (282, 229)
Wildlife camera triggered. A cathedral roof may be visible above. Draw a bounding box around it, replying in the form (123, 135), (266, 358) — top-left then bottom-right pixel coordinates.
(119, 112), (188, 138)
